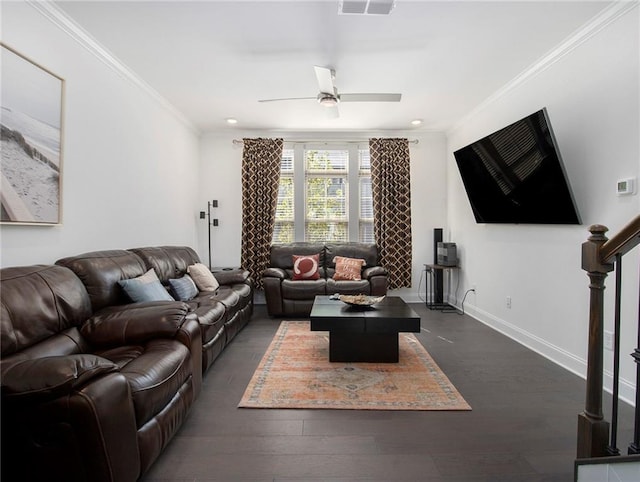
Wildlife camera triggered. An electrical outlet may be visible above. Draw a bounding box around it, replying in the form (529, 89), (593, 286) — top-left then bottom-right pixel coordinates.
(471, 284), (476, 292)
(604, 330), (614, 351)
(506, 296), (512, 309)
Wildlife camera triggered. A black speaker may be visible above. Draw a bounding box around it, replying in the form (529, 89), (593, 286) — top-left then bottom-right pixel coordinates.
(433, 228), (444, 303)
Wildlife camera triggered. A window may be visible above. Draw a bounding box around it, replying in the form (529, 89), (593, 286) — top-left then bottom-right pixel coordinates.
(273, 149), (294, 244)
(272, 143), (373, 244)
(305, 149), (348, 242)
(359, 149), (374, 243)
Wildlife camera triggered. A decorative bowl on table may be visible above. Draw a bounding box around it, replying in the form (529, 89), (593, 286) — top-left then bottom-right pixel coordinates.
(338, 295), (385, 307)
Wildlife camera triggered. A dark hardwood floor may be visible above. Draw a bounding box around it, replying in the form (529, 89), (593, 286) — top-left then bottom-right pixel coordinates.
(141, 303), (634, 481)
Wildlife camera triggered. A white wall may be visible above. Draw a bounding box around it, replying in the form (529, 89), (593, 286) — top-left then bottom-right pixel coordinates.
(198, 130), (447, 301)
(3, 0), (637, 404)
(0, 2), (201, 267)
(446, 6), (639, 401)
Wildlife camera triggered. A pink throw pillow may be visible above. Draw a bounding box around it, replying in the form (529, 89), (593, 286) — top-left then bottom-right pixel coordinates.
(333, 256), (366, 281)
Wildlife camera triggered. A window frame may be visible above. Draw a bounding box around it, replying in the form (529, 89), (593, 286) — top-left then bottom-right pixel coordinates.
(272, 142), (373, 244)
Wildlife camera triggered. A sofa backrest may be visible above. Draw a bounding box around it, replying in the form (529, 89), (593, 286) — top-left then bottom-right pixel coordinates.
(56, 250), (147, 312)
(269, 242), (379, 279)
(129, 246), (201, 283)
(325, 242), (379, 276)
(270, 243), (326, 278)
(0, 265), (92, 359)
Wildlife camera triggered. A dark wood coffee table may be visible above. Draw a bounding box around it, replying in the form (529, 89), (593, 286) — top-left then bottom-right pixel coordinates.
(309, 295), (420, 363)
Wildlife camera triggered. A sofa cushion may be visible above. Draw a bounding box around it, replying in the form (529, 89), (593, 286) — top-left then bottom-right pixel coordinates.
(292, 254), (320, 280)
(56, 250), (148, 311)
(98, 339), (192, 427)
(128, 246), (201, 282)
(118, 269), (174, 303)
(229, 282), (253, 304)
(208, 286), (242, 318)
(188, 263), (219, 292)
(326, 278), (371, 294)
(281, 279), (326, 300)
(81, 302), (188, 346)
(0, 265), (93, 356)
(270, 243), (326, 270)
(333, 256), (366, 281)
(168, 275), (199, 301)
(326, 242), (378, 268)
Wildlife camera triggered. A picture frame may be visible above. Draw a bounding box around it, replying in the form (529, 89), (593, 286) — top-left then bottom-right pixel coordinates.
(1, 43), (65, 225)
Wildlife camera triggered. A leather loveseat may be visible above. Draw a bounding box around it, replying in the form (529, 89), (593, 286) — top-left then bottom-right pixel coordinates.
(0, 263), (201, 482)
(262, 242), (388, 316)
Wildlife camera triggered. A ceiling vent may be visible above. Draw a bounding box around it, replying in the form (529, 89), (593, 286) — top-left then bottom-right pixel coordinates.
(338, 0), (396, 15)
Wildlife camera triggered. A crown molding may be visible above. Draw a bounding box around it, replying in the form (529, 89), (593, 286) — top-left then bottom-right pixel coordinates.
(27, 0), (200, 135)
(447, 0), (639, 135)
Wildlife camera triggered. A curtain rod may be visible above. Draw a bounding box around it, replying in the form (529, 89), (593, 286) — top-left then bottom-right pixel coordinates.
(232, 138), (419, 146)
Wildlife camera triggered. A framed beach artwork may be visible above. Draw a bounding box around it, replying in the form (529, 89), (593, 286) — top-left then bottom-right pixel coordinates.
(1, 43), (65, 225)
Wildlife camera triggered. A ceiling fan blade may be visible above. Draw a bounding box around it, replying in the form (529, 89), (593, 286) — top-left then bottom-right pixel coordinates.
(339, 93), (402, 102)
(258, 96), (316, 103)
(314, 66), (336, 95)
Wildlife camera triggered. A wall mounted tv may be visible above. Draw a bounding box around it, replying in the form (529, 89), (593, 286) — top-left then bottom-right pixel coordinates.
(453, 108), (581, 224)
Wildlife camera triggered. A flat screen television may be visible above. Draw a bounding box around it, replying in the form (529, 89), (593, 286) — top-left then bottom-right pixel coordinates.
(453, 108), (581, 224)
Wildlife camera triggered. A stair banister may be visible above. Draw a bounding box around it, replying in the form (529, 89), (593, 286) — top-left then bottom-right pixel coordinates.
(577, 215), (640, 459)
(577, 224), (615, 458)
(600, 215), (640, 262)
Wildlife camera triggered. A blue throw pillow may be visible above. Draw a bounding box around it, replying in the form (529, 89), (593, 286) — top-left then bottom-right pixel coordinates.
(118, 269), (174, 303)
(168, 275), (199, 301)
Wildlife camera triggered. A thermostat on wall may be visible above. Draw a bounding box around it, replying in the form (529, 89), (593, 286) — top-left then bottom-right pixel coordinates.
(617, 177), (636, 196)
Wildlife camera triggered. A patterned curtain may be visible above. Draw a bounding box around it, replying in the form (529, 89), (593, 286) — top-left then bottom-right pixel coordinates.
(369, 138), (412, 289)
(241, 138), (284, 289)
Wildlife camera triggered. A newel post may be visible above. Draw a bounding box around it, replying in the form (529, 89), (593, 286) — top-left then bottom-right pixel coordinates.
(577, 224), (615, 458)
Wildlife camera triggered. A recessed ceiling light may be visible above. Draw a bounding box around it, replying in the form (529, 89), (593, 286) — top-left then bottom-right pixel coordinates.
(411, 119), (422, 126)
(226, 118), (238, 125)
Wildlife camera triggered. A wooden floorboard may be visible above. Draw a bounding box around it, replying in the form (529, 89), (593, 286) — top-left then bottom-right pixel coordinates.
(141, 303), (635, 481)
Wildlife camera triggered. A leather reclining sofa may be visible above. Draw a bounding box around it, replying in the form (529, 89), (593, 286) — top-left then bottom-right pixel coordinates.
(262, 242), (388, 316)
(0, 246), (253, 482)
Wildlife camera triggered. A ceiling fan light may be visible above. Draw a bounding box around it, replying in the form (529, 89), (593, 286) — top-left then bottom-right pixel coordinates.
(317, 94), (339, 107)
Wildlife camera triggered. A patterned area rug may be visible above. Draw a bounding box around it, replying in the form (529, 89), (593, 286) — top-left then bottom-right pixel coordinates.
(238, 321), (471, 411)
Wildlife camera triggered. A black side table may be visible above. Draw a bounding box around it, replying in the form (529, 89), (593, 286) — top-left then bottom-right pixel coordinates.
(424, 264), (459, 313)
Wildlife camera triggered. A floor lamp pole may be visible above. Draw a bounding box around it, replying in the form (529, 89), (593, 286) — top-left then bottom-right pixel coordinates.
(207, 201), (212, 270)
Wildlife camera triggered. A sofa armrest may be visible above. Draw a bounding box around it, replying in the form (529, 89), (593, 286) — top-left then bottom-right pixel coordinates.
(262, 267), (287, 280)
(81, 301), (190, 346)
(262, 274), (285, 316)
(2, 370), (140, 482)
(362, 266), (387, 280)
(2, 354), (118, 402)
(214, 269), (250, 285)
(174, 313), (202, 397)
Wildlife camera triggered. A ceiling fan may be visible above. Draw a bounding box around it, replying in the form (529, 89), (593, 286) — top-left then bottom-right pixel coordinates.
(258, 66), (401, 117)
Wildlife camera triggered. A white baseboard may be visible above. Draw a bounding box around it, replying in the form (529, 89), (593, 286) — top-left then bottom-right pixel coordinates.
(459, 302), (636, 408)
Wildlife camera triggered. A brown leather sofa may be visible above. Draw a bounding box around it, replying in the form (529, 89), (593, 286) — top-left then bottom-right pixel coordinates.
(128, 246), (253, 372)
(262, 242), (388, 316)
(1, 246), (254, 481)
(0, 263), (201, 482)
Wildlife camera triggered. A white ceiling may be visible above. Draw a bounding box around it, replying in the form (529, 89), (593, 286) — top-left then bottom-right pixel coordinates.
(55, 0), (612, 133)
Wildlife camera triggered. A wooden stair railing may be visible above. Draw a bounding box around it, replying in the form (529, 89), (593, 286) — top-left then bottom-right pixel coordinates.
(577, 214), (640, 459)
